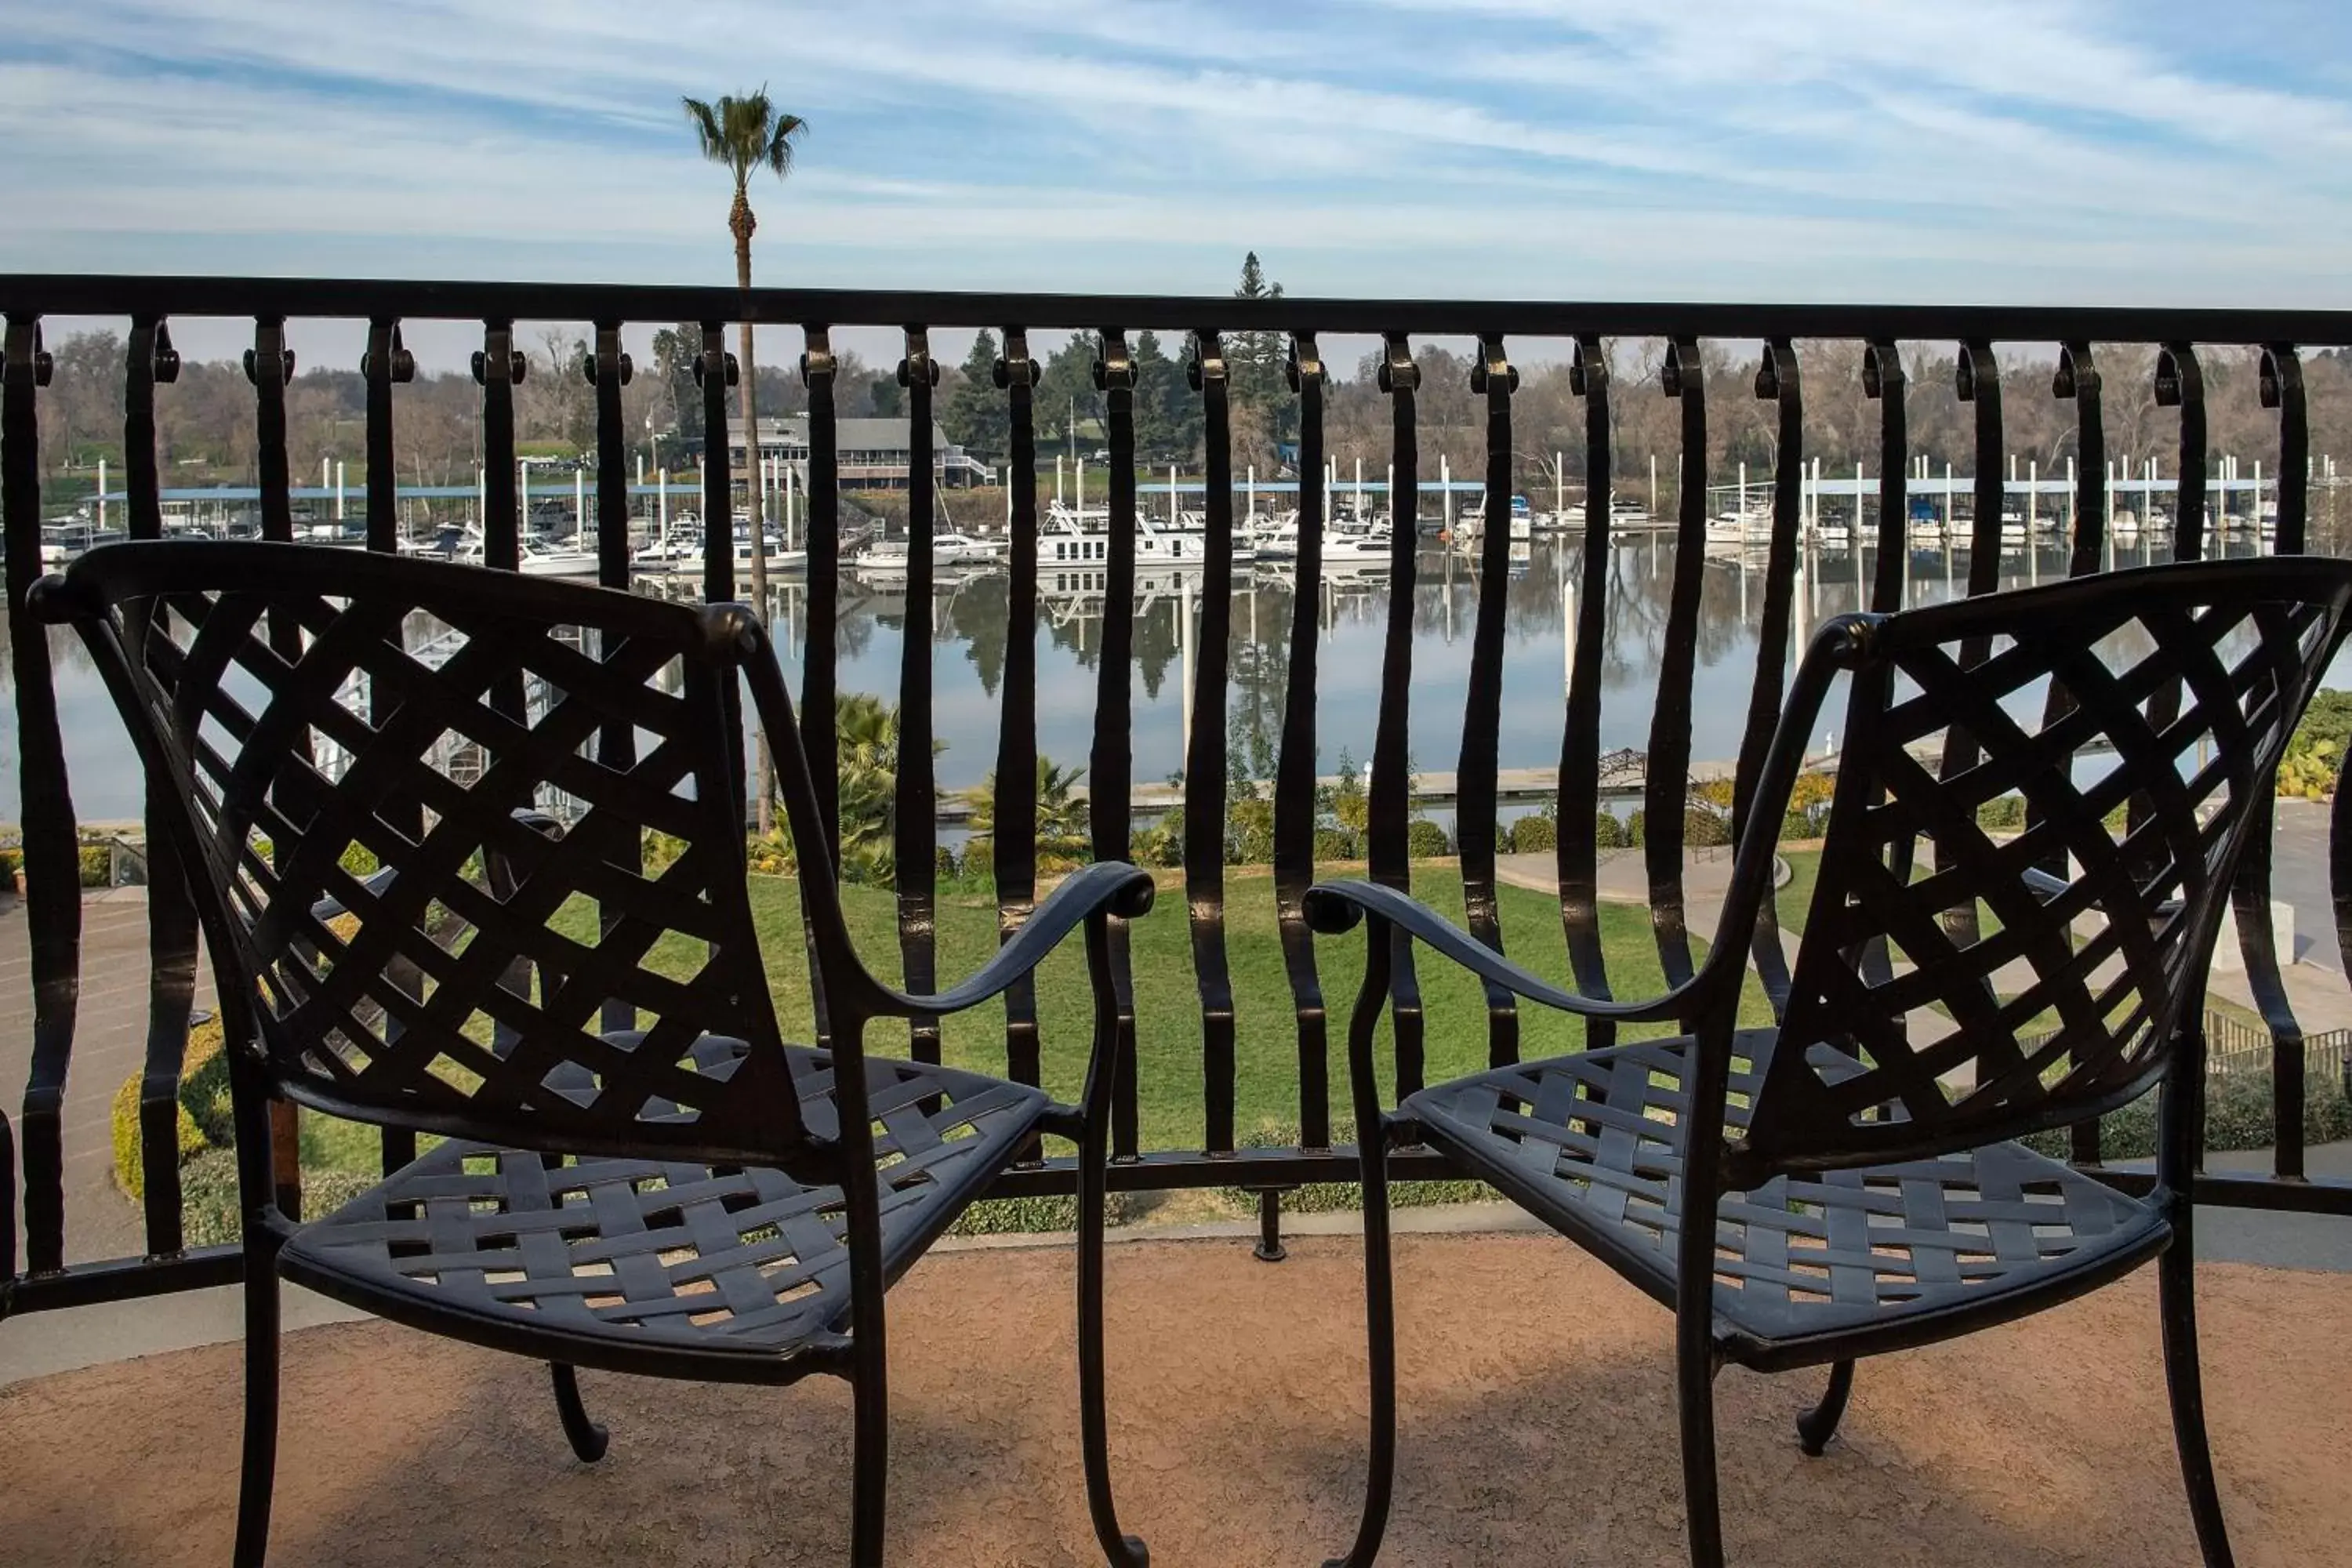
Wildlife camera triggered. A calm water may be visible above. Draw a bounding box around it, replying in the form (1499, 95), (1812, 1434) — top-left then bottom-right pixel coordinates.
(1, 532), (2281, 823)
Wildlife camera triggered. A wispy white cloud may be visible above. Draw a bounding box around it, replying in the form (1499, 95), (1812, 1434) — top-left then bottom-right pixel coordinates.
(5, 0), (2350, 314)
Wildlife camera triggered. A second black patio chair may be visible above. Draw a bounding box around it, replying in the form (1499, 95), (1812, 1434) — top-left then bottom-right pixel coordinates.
(34, 542), (1156, 1568)
(1305, 556), (2352, 1568)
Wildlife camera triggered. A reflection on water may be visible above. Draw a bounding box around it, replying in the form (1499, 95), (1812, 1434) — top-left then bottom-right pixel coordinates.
(3, 532), (2284, 822)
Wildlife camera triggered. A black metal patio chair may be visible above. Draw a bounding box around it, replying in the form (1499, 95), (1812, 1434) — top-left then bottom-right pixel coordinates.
(1305, 556), (2352, 1568)
(33, 541), (1157, 1568)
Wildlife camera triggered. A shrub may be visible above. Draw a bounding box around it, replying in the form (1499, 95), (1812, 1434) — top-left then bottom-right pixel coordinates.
(1313, 826), (1363, 862)
(1221, 1120), (1497, 1213)
(1405, 819), (1451, 858)
(958, 838), (994, 880)
(1130, 824), (1183, 869)
(176, 1149), (380, 1246)
(109, 1070), (208, 1202)
(78, 843), (111, 887)
(1509, 814), (1557, 855)
(1225, 822), (1276, 866)
(1780, 812), (1818, 842)
(2019, 1069), (2352, 1163)
(743, 830), (795, 877)
(935, 844), (958, 880)
(0, 847), (21, 881)
(111, 1015), (233, 1199)
(1593, 811), (1627, 849)
(946, 1190), (1144, 1236)
(1976, 795), (2027, 831)
(1683, 808), (1733, 848)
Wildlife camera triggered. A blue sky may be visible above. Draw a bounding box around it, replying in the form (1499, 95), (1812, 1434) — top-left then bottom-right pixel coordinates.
(6, 0), (2352, 364)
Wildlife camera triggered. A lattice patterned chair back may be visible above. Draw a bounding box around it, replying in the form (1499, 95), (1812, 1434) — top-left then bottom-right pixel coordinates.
(42, 542), (814, 1167)
(1743, 557), (2352, 1178)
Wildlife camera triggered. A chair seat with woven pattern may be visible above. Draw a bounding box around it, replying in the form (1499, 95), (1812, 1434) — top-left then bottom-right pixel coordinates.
(1405, 1035), (2168, 1370)
(282, 1044), (1051, 1377)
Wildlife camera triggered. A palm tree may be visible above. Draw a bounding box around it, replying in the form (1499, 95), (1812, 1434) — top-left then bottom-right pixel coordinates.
(683, 85), (808, 833)
(833, 693), (946, 884)
(963, 756), (1092, 872)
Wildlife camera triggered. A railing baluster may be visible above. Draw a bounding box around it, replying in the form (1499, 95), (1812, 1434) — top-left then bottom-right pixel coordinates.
(2027, 346), (2107, 895)
(2164, 343), (2208, 565)
(474, 323), (519, 571)
(1368, 332), (1425, 1100)
(1090, 330), (1142, 1160)
(246, 318), (303, 1218)
(1940, 341), (2003, 956)
(1273, 333), (1331, 1148)
(125, 319), (198, 1253)
(590, 325), (638, 1037)
(1457, 334), (1519, 1068)
(896, 330), (941, 1067)
(1866, 342), (1907, 612)
(801, 328), (841, 863)
(1185, 331), (1240, 1149)
(1559, 336), (1616, 1048)
(1736, 339), (1806, 1014)
(992, 330), (1043, 1104)
(695, 325), (744, 825)
(5, 317), (74, 1274)
(2241, 344), (2307, 1176)
(1853, 341), (1913, 997)
(1647, 337), (1708, 989)
(361, 320), (421, 1176)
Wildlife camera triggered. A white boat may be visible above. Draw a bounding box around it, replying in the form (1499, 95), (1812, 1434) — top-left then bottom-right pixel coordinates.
(631, 532), (703, 572)
(1322, 522), (1395, 567)
(1998, 510), (2027, 543)
(1043, 503), (1255, 568)
(854, 530), (1000, 575)
(517, 536), (602, 578)
(1607, 495), (1653, 529)
(1706, 510), (1769, 548)
(1246, 510), (1302, 561)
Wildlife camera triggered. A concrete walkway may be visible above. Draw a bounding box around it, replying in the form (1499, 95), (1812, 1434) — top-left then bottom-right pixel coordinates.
(0, 886), (218, 1268)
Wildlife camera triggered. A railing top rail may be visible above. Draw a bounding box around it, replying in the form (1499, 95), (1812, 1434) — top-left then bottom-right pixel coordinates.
(7, 274), (2352, 344)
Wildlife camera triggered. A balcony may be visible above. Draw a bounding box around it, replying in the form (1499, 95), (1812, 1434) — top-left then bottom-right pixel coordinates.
(3, 275), (2352, 1565)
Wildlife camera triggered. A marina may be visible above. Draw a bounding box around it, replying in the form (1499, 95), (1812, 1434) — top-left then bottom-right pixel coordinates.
(2, 525), (2292, 826)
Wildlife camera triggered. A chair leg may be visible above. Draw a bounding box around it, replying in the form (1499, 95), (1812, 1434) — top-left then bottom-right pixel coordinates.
(1676, 1319), (1726, 1568)
(848, 1341), (889, 1568)
(1321, 1128), (1397, 1568)
(232, 1242), (282, 1568)
(1078, 1122), (1149, 1566)
(547, 1363), (609, 1462)
(1795, 1360), (1854, 1457)
(2159, 1229), (2236, 1567)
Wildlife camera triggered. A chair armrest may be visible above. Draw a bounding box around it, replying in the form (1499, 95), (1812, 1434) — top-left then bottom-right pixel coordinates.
(866, 861), (1156, 1018)
(1302, 880), (1692, 1024)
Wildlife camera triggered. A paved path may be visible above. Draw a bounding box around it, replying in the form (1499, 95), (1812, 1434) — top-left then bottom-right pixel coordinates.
(0, 887), (217, 1268)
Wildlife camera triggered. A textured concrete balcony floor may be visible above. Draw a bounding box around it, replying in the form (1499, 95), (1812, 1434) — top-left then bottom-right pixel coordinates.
(2, 1232), (2347, 1566)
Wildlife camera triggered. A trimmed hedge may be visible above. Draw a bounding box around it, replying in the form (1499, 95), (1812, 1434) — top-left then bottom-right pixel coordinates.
(1509, 814), (1556, 855)
(2019, 1069), (2352, 1164)
(1221, 1120), (1498, 1213)
(1405, 819), (1451, 858)
(946, 1189), (1145, 1236)
(109, 1071), (207, 1203)
(111, 1016), (231, 1200)
(176, 1149), (380, 1247)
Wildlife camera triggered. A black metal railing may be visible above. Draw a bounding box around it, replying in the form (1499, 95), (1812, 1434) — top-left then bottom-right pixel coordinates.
(5, 274), (2352, 1319)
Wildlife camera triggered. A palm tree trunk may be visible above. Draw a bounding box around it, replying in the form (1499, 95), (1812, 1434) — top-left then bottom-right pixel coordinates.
(733, 200), (776, 835)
